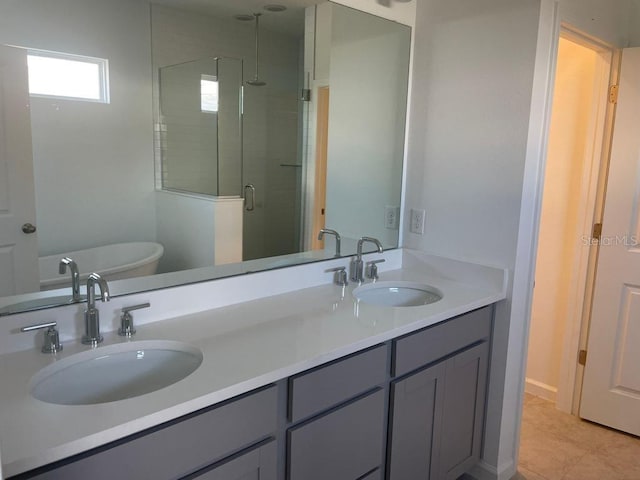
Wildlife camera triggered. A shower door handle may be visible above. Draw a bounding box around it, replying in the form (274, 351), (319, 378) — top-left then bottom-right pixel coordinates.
(244, 184), (256, 211)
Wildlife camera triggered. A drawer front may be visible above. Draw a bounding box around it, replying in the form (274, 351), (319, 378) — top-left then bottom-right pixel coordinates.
(393, 306), (492, 377)
(358, 469), (382, 480)
(288, 389), (385, 480)
(24, 386), (278, 480)
(289, 344), (387, 422)
(190, 440), (277, 480)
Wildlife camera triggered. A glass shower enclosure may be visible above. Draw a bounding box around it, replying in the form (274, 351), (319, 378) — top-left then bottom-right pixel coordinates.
(157, 54), (303, 263)
(158, 56), (243, 197)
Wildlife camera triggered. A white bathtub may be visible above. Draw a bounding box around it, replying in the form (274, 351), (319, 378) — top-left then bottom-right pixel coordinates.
(39, 242), (164, 291)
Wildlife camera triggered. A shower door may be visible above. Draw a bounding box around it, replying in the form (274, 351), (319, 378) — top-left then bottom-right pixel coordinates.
(241, 64), (303, 262)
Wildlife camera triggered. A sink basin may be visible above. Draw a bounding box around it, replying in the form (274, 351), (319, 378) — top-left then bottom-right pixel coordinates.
(30, 340), (203, 405)
(353, 281), (442, 307)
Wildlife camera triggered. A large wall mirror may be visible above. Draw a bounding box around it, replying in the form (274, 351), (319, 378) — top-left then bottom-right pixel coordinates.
(0, 0), (411, 315)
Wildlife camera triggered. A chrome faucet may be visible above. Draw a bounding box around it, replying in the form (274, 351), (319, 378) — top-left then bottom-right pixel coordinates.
(82, 273), (110, 346)
(350, 236), (384, 283)
(318, 228), (341, 257)
(59, 257), (81, 303)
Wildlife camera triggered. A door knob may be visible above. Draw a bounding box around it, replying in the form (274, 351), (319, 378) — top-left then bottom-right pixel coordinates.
(22, 223), (37, 234)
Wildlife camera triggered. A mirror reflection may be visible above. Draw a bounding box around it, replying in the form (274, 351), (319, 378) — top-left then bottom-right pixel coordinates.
(0, 0), (411, 315)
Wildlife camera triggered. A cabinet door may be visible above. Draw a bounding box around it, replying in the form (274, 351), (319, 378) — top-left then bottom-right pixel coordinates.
(189, 440), (276, 480)
(437, 341), (489, 480)
(288, 389), (385, 480)
(388, 341), (490, 480)
(387, 362), (446, 480)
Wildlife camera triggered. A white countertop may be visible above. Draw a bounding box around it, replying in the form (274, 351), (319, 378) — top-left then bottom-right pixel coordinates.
(0, 250), (507, 477)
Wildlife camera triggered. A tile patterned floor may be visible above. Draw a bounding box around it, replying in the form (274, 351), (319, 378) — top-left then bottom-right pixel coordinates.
(517, 393), (640, 480)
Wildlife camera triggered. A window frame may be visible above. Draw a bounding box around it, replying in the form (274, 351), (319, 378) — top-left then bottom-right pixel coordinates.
(26, 49), (110, 104)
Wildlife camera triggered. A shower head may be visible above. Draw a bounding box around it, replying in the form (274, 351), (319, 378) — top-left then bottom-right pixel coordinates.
(246, 13), (266, 87)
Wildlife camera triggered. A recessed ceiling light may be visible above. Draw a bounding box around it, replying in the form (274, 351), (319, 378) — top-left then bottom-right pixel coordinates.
(234, 14), (254, 21)
(263, 4), (287, 12)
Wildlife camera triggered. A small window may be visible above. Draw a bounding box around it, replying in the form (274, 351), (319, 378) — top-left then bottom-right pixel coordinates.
(201, 75), (219, 113)
(27, 50), (109, 103)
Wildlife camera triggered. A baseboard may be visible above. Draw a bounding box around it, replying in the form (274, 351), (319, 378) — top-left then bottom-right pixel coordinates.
(469, 458), (516, 480)
(524, 377), (557, 402)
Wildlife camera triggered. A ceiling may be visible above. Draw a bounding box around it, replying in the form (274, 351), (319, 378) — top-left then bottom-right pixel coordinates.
(148, 0), (323, 36)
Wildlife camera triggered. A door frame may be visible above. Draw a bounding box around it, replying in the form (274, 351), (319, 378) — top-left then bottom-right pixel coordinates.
(550, 25), (620, 414)
(510, 1), (622, 474)
(310, 86), (330, 251)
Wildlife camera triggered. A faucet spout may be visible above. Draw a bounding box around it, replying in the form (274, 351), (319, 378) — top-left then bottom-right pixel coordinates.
(357, 237), (384, 257)
(59, 257), (81, 303)
(82, 273), (110, 346)
(350, 236), (384, 283)
(318, 228), (342, 257)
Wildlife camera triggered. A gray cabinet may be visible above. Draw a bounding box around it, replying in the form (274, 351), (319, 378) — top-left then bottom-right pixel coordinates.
(387, 362), (446, 480)
(13, 306), (494, 480)
(286, 346), (388, 480)
(288, 345), (387, 422)
(17, 386), (278, 480)
(288, 389), (386, 480)
(190, 440), (277, 480)
(438, 342), (489, 479)
(387, 308), (491, 480)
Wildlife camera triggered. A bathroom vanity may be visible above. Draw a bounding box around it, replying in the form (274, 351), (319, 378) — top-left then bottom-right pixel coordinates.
(0, 250), (506, 480)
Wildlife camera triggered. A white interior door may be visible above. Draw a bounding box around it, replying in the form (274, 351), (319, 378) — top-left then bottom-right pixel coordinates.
(0, 45), (39, 296)
(580, 47), (640, 436)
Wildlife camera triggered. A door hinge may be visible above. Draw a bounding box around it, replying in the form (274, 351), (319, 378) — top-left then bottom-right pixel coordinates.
(578, 349), (587, 366)
(609, 85), (619, 104)
(592, 223), (603, 241)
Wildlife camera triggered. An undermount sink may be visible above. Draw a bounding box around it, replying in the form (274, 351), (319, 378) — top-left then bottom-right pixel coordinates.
(353, 281), (443, 307)
(30, 340), (203, 405)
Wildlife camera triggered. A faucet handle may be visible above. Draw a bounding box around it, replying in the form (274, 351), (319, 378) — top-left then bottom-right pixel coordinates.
(365, 259), (386, 281)
(325, 266), (348, 286)
(21, 321), (62, 354)
(119, 303), (150, 337)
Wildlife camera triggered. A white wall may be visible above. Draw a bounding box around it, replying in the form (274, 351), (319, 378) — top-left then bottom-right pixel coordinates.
(400, 0), (634, 478)
(324, 4), (410, 248)
(0, 0), (156, 256)
(559, 0), (632, 47)
(332, 0), (416, 27)
(403, 1), (541, 478)
(631, 0), (640, 46)
(155, 192), (241, 273)
(527, 38), (598, 401)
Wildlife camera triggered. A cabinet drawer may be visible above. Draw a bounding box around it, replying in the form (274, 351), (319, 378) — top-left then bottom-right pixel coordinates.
(22, 386), (278, 480)
(288, 389), (385, 480)
(288, 344), (387, 422)
(393, 306), (492, 377)
(189, 440), (277, 480)
(359, 469), (382, 480)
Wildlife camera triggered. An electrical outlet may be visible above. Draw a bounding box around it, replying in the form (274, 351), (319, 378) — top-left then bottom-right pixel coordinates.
(410, 208), (425, 234)
(384, 206), (400, 229)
